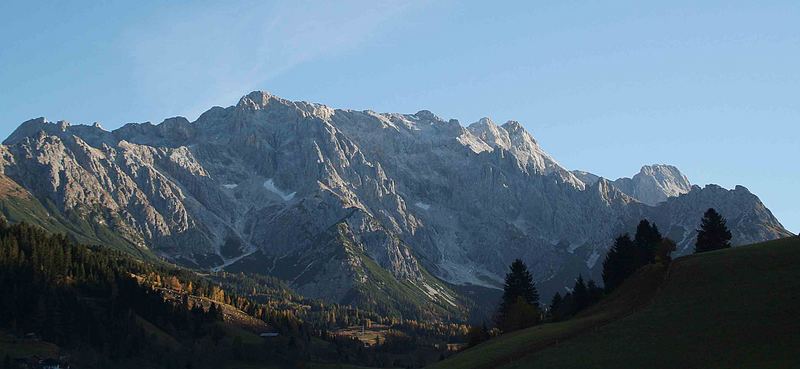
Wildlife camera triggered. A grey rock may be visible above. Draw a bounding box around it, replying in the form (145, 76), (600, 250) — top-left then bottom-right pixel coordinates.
(0, 92), (791, 309)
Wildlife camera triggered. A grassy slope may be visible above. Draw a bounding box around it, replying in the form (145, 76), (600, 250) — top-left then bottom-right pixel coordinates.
(428, 263), (668, 369)
(432, 237), (800, 369)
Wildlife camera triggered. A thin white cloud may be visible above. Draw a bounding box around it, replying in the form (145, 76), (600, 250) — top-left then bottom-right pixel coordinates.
(124, 0), (423, 120)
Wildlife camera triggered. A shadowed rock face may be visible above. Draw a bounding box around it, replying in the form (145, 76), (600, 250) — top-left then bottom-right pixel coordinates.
(0, 91), (792, 306)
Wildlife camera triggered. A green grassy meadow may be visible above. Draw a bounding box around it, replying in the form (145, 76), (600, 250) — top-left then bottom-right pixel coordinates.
(431, 237), (800, 369)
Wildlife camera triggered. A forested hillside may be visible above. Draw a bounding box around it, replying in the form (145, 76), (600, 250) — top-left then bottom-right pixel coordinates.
(0, 219), (469, 368)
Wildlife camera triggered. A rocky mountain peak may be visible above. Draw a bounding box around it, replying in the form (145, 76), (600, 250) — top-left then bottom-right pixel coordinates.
(638, 164), (688, 183)
(236, 90), (276, 110)
(613, 164), (692, 206)
(467, 117), (511, 150)
(4, 117), (120, 147)
(414, 110), (441, 121)
(477, 117), (495, 126)
(4, 117), (51, 145)
(500, 119), (526, 134)
(502, 120), (539, 148)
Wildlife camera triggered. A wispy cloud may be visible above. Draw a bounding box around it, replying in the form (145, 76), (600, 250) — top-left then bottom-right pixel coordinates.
(124, 0), (422, 120)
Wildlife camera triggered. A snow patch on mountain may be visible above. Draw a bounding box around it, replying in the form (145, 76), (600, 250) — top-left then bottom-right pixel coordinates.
(263, 179), (296, 201)
(414, 202), (431, 211)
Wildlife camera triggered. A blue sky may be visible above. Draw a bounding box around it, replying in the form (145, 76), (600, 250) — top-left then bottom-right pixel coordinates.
(0, 1), (798, 232)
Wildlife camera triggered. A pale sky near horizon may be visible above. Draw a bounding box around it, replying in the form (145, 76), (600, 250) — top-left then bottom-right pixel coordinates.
(0, 1), (798, 233)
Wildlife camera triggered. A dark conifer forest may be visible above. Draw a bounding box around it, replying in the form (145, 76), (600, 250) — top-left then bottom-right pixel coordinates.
(0, 219), (469, 368)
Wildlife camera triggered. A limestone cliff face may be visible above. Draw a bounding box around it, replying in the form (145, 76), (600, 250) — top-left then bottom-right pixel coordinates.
(1, 91), (791, 305)
(612, 164), (693, 206)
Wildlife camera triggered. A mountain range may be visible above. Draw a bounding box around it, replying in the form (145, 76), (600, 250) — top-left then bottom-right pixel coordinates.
(0, 91), (791, 317)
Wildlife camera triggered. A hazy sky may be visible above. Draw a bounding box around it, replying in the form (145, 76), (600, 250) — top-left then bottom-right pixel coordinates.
(1, 1), (797, 232)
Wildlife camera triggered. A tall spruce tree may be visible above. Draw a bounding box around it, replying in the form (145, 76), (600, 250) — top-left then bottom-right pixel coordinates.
(602, 233), (636, 292)
(496, 259), (540, 331)
(634, 219), (663, 265)
(500, 259), (539, 307)
(572, 275), (589, 312)
(695, 208), (732, 253)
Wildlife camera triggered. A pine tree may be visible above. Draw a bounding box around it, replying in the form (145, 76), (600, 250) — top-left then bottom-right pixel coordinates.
(499, 259), (539, 308)
(602, 233), (636, 292)
(695, 208), (732, 253)
(572, 275), (589, 312)
(496, 259), (540, 332)
(634, 219), (662, 265)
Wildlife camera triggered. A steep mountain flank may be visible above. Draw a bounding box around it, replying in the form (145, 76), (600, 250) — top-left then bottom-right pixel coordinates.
(1, 91), (791, 309)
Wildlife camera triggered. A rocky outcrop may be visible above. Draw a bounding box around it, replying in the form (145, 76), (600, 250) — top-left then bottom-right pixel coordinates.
(573, 164), (692, 206)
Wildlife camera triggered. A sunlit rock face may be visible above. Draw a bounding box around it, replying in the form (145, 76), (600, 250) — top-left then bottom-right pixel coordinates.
(612, 164), (693, 206)
(1, 91), (791, 303)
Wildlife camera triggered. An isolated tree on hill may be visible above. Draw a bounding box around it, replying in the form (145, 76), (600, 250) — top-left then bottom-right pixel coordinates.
(602, 233), (636, 292)
(634, 219), (663, 265)
(695, 208), (732, 253)
(496, 259), (540, 332)
(500, 259), (539, 308)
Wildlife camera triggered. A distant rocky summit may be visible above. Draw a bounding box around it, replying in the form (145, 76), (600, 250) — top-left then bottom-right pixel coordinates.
(0, 91), (791, 312)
